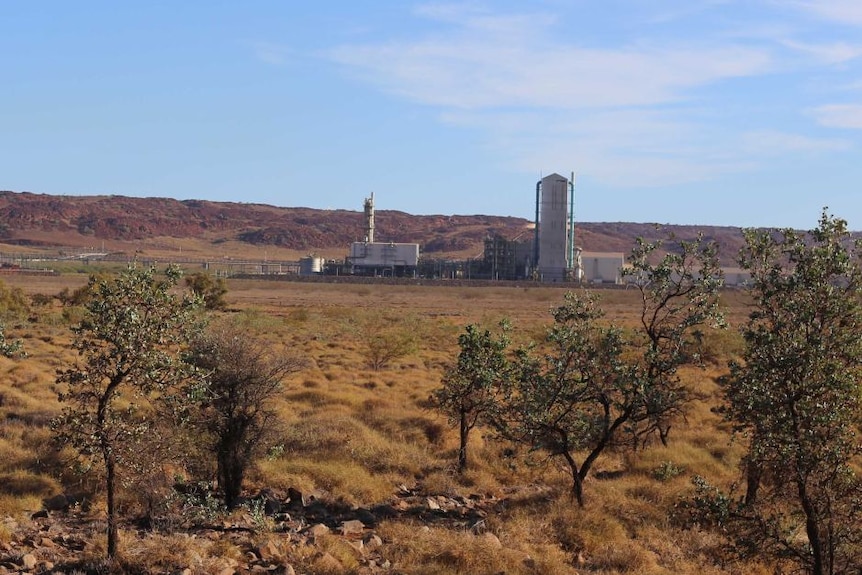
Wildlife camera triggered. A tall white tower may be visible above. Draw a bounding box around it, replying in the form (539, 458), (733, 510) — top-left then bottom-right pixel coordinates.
(364, 192), (375, 243)
(537, 174), (570, 281)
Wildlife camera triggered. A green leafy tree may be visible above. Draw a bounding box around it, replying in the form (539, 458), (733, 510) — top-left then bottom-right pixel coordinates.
(52, 265), (203, 558)
(719, 211), (862, 575)
(496, 234), (724, 506)
(185, 272), (228, 311)
(186, 323), (304, 509)
(433, 322), (510, 472)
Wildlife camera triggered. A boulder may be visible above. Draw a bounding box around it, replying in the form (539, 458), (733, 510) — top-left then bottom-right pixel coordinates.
(306, 523), (330, 538)
(20, 554), (37, 570)
(363, 533), (384, 551)
(312, 552), (343, 573)
(339, 519), (365, 535)
(479, 532), (503, 549)
(286, 487), (305, 510)
(257, 539), (282, 563)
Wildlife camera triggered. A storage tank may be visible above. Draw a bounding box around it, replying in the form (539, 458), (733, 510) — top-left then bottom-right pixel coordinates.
(537, 173), (570, 281)
(299, 256), (324, 275)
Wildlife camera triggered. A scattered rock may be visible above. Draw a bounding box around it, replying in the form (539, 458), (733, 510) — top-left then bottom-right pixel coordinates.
(363, 533), (383, 551)
(306, 523), (330, 538)
(313, 552), (343, 573)
(257, 489), (282, 516)
(339, 519), (365, 535)
(20, 554), (37, 570)
(286, 487), (305, 510)
(258, 539), (282, 563)
(479, 532), (503, 549)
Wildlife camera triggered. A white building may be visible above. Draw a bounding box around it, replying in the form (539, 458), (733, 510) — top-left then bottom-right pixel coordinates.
(580, 251), (625, 284)
(348, 241), (419, 277)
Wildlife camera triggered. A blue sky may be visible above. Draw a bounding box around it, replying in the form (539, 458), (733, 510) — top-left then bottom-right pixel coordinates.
(2, 1), (862, 229)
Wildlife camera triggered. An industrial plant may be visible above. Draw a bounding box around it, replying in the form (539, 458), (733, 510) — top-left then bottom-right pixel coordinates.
(295, 175), (628, 284)
(155, 177), (644, 284)
(346, 193), (420, 277)
(477, 173), (625, 284)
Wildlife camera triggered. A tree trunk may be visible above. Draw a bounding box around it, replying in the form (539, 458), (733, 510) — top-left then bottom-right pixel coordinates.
(572, 473), (584, 507)
(106, 454), (118, 558)
(561, 450), (585, 507)
(744, 458), (761, 507)
(218, 449), (244, 510)
(458, 409), (469, 472)
(798, 478), (825, 575)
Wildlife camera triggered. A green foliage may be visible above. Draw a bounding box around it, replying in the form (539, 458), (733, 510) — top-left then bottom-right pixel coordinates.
(495, 233), (725, 506)
(677, 475), (734, 529)
(432, 321), (511, 471)
(52, 264), (204, 557)
(719, 210), (862, 575)
(185, 271), (228, 311)
(652, 460), (685, 482)
(0, 322), (23, 358)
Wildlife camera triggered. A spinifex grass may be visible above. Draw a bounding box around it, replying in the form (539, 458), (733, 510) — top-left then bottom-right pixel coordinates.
(0, 275), (769, 573)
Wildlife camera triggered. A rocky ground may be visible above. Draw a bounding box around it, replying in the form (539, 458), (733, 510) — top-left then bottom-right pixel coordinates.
(0, 484), (540, 575)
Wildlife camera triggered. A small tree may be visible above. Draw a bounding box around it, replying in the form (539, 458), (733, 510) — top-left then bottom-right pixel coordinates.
(0, 322), (23, 358)
(52, 265), (203, 558)
(719, 211), (862, 575)
(356, 314), (417, 371)
(433, 322), (510, 472)
(496, 234), (724, 506)
(186, 324), (304, 509)
(185, 272), (228, 311)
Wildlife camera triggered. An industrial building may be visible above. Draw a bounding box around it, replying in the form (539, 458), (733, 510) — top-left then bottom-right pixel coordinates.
(347, 193), (419, 277)
(481, 234), (534, 280)
(579, 251), (625, 284)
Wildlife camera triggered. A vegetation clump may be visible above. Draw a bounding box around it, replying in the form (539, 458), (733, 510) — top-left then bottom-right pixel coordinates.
(693, 211), (862, 575)
(52, 265), (204, 557)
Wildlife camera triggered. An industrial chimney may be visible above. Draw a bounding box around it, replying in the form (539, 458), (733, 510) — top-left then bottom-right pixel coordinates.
(364, 192), (375, 243)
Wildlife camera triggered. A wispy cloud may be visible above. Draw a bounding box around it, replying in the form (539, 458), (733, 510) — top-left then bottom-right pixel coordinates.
(778, 38), (862, 64)
(330, 4), (772, 110)
(327, 2), (860, 190)
(812, 103), (862, 128)
(741, 129), (851, 153)
(786, 0), (862, 26)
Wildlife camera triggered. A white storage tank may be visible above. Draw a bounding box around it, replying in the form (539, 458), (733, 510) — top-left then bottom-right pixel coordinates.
(299, 256), (324, 275)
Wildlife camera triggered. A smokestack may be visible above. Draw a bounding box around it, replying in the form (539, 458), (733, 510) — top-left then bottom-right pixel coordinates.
(364, 192), (375, 243)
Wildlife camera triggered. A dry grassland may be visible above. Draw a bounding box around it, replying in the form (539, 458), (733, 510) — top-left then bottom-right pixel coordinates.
(0, 272), (757, 574)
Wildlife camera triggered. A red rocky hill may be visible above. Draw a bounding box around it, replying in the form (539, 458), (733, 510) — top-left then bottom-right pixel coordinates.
(0, 191), (750, 263)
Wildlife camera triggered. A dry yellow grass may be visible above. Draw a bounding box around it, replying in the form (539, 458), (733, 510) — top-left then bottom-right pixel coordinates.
(0, 270), (764, 573)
